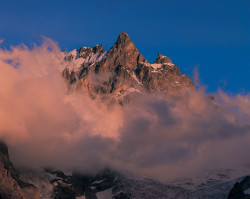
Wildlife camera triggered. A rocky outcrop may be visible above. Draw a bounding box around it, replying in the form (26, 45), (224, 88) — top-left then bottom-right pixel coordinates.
(0, 142), (40, 199)
(227, 176), (250, 199)
(154, 53), (172, 64)
(62, 32), (194, 100)
(227, 182), (245, 199)
(41, 168), (118, 199)
(135, 62), (193, 92)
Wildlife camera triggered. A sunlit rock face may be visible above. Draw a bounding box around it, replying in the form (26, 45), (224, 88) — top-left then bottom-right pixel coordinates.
(0, 142), (40, 199)
(154, 53), (172, 64)
(62, 32), (193, 100)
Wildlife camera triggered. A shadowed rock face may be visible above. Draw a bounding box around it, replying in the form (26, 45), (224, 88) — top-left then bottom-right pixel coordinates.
(62, 32), (194, 100)
(227, 176), (250, 199)
(0, 142), (40, 199)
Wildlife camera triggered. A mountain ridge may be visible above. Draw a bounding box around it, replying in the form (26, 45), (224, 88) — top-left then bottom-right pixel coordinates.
(61, 32), (193, 100)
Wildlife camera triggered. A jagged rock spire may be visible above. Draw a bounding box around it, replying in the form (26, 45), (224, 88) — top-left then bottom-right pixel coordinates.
(92, 44), (102, 54)
(100, 32), (148, 71)
(154, 53), (172, 64)
(114, 32), (132, 49)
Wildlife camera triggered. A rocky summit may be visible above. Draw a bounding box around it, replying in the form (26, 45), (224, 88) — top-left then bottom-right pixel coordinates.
(62, 32), (193, 100)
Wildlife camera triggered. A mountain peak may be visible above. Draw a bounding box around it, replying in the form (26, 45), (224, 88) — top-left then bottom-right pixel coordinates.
(154, 53), (172, 64)
(102, 32), (147, 71)
(114, 32), (133, 49)
(62, 33), (193, 96)
(117, 32), (129, 41)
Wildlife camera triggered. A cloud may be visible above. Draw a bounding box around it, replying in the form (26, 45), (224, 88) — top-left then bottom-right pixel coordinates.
(116, 92), (250, 179)
(0, 38), (249, 182)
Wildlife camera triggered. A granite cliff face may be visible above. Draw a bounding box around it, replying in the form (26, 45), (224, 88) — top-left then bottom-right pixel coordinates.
(62, 32), (193, 99)
(0, 142), (40, 199)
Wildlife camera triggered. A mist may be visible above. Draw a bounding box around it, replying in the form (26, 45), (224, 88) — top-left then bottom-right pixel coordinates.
(0, 38), (249, 181)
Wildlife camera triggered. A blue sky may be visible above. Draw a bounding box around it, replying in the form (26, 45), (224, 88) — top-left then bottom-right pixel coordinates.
(0, 0), (249, 93)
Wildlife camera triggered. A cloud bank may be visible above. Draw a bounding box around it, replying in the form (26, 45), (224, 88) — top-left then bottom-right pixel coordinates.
(0, 39), (249, 181)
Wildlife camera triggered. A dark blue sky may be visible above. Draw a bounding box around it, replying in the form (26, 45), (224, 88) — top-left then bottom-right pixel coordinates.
(0, 0), (249, 93)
